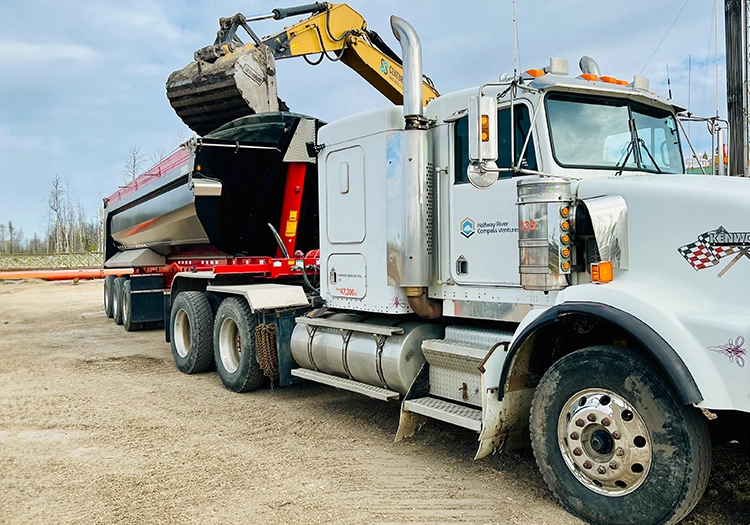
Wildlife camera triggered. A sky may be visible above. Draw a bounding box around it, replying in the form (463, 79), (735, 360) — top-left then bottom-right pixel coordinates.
(0, 0), (728, 242)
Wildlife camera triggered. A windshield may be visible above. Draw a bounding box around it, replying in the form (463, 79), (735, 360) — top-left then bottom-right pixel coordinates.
(545, 93), (684, 174)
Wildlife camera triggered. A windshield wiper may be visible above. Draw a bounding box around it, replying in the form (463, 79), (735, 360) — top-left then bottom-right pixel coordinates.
(614, 141), (635, 176)
(637, 138), (663, 173)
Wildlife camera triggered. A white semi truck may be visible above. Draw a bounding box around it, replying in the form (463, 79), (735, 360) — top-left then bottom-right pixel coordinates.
(103, 12), (749, 525)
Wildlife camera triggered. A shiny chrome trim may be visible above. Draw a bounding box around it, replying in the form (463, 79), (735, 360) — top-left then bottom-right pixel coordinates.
(581, 195), (629, 269)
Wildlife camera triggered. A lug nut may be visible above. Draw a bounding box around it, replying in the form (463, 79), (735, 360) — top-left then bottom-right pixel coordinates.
(609, 461), (619, 470)
(601, 417), (611, 427)
(587, 413), (597, 422)
(615, 447), (625, 457)
(573, 447), (583, 456)
(575, 419), (585, 427)
(597, 466), (607, 475)
(570, 431), (580, 440)
(611, 431), (621, 440)
(583, 460), (593, 469)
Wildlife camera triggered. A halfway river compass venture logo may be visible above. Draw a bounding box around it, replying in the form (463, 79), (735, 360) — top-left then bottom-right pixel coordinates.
(461, 217), (475, 238)
(678, 226), (750, 277)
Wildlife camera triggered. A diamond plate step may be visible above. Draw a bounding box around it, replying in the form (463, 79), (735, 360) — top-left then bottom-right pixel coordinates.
(403, 397), (482, 432)
(421, 326), (514, 407)
(291, 369), (400, 401)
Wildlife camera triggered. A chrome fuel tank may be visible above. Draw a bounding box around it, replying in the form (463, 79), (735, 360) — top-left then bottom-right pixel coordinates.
(290, 313), (444, 394)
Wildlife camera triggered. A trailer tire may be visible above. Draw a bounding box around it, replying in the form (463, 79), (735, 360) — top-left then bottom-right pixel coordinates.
(122, 280), (139, 332)
(529, 345), (710, 525)
(103, 275), (115, 318)
(113, 277), (125, 325)
(170, 291), (215, 374)
(213, 297), (264, 393)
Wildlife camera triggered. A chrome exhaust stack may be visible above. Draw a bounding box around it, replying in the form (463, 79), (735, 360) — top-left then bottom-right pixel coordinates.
(390, 16), (427, 130)
(387, 15), (440, 318)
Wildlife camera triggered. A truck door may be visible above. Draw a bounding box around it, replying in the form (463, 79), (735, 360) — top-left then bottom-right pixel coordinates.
(449, 103), (537, 286)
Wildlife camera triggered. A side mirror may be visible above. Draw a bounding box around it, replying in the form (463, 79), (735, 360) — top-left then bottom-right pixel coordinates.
(468, 95), (498, 163)
(467, 96), (498, 188)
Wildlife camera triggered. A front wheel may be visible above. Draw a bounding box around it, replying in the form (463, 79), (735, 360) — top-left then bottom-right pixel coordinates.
(530, 345), (710, 525)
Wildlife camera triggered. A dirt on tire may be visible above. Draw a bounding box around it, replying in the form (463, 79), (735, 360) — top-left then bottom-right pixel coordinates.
(0, 279), (748, 525)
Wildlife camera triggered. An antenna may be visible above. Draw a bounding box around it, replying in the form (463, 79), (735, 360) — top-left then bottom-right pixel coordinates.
(666, 65), (673, 100)
(512, 0), (518, 79)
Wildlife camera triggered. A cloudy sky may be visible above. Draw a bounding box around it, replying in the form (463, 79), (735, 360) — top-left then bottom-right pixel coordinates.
(0, 0), (727, 242)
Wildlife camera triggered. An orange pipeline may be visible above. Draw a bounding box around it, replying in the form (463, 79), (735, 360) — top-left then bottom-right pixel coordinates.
(0, 268), (134, 281)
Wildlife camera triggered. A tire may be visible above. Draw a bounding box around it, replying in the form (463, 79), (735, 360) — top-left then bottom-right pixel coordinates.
(113, 277), (125, 325)
(122, 280), (138, 332)
(530, 346), (710, 525)
(213, 297), (264, 393)
(104, 275), (115, 318)
(170, 291), (215, 374)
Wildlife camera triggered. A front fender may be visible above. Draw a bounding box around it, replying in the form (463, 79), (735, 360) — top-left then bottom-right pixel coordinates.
(525, 282), (742, 410)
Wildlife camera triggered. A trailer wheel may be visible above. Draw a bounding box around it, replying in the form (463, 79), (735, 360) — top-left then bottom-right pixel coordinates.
(104, 275), (115, 318)
(529, 345), (710, 525)
(122, 280), (139, 332)
(170, 291), (215, 374)
(213, 297), (264, 393)
(113, 277), (125, 325)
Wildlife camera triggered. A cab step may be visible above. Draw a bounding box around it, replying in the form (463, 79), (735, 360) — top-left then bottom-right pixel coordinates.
(290, 368), (400, 401)
(403, 396), (482, 431)
(421, 326), (513, 407)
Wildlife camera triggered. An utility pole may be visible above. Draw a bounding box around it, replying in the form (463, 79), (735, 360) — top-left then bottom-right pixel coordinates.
(724, 0), (749, 176)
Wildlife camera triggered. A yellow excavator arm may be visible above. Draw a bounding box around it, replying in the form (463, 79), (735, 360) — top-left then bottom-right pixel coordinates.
(166, 2), (440, 135)
(263, 3), (439, 107)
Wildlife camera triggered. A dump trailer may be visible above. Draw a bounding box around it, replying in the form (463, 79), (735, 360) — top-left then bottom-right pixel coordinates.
(105, 14), (750, 525)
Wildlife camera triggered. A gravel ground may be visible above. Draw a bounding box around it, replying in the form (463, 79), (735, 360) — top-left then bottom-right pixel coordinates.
(0, 279), (748, 525)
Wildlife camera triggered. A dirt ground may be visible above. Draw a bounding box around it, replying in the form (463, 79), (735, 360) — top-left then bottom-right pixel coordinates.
(0, 280), (748, 525)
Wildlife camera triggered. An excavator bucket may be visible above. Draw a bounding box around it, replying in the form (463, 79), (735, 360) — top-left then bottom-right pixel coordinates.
(166, 45), (280, 136)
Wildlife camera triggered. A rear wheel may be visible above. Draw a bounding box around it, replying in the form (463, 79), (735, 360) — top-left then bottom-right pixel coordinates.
(113, 277), (125, 325)
(530, 346), (710, 525)
(170, 292), (214, 374)
(122, 280), (138, 332)
(103, 275), (115, 318)
(213, 297), (264, 393)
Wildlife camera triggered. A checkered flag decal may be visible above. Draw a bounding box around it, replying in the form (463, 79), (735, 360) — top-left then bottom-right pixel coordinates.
(678, 231), (739, 271)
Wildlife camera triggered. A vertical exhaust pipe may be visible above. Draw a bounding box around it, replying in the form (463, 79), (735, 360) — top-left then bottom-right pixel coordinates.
(390, 16), (427, 130)
(387, 15), (441, 318)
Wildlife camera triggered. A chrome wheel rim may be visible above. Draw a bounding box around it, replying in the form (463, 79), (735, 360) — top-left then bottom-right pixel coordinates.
(219, 317), (241, 374)
(174, 309), (191, 358)
(558, 388), (652, 496)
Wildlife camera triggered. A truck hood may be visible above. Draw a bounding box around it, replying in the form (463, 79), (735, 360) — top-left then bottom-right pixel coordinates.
(575, 174), (750, 313)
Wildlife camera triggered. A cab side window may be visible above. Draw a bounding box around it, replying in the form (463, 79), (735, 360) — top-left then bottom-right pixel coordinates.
(454, 105), (537, 184)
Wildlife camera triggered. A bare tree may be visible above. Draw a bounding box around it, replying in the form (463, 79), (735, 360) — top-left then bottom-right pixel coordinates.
(121, 144), (144, 182)
(149, 147), (168, 167)
(7, 221), (22, 254)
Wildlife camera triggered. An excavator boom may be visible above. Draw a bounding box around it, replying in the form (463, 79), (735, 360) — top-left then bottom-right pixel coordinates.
(166, 2), (439, 136)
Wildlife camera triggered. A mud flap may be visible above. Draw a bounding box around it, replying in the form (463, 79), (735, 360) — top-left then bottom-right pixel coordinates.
(395, 363), (429, 442)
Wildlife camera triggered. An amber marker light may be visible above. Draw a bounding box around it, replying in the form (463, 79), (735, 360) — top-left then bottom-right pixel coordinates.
(581, 73), (599, 81)
(481, 115), (490, 142)
(195, 165), (202, 171)
(561, 233), (571, 244)
(562, 247), (571, 258)
(525, 69), (545, 78)
(591, 261), (614, 283)
(562, 261), (571, 271)
(560, 206), (570, 218)
(561, 219), (570, 231)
